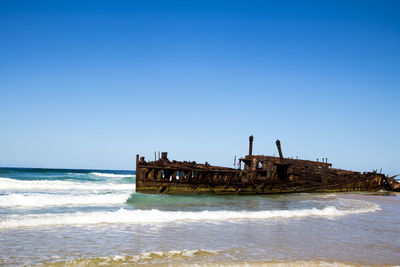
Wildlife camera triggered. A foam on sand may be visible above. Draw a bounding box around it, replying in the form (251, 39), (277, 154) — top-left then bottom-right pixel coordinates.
(37, 249), (219, 266)
(0, 201), (380, 228)
(37, 250), (357, 267)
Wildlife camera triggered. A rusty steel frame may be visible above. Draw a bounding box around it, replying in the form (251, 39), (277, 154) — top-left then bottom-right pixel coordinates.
(136, 137), (399, 194)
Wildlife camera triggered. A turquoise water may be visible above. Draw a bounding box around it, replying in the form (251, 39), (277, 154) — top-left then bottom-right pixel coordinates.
(0, 167), (399, 266)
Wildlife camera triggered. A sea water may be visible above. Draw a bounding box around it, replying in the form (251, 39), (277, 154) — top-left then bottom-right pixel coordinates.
(0, 167), (399, 266)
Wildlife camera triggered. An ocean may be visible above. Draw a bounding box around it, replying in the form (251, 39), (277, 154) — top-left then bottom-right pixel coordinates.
(0, 167), (399, 266)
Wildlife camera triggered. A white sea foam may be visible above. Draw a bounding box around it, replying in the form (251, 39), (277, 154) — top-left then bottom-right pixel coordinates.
(45, 250), (357, 266)
(123, 249), (217, 261)
(50, 249), (218, 265)
(0, 202), (380, 228)
(0, 177), (135, 191)
(90, 172), (135, 178)
(0, 192), (131, 208)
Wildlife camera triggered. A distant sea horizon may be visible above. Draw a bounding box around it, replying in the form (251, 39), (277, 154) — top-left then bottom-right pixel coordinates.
(0, 166), (136, 172)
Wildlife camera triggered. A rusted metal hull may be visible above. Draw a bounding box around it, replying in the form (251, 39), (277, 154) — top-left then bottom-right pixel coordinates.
(135, 137), (399, 195)
(136, 173), (391, 195)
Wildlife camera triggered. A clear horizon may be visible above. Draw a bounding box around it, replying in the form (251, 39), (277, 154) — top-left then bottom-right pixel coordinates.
(1, 0), (399, 175)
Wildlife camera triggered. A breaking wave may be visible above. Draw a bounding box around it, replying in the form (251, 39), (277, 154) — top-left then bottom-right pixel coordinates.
(90, 172), (135, 178)
(0, 177), (135, 191)
(0, 192), (131, 208)
(0, 202), (380, 228)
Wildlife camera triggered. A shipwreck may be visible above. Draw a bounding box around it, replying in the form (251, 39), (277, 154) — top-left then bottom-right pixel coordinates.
(136, 136), (399, 194)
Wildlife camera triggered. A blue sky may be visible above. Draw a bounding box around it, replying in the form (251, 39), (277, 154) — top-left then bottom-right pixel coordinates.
(0, 0), (399, 174)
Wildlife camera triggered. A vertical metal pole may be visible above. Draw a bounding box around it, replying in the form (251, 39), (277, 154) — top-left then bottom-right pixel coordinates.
(275, 140), (283, 160)
(249, 135), (253, 156)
